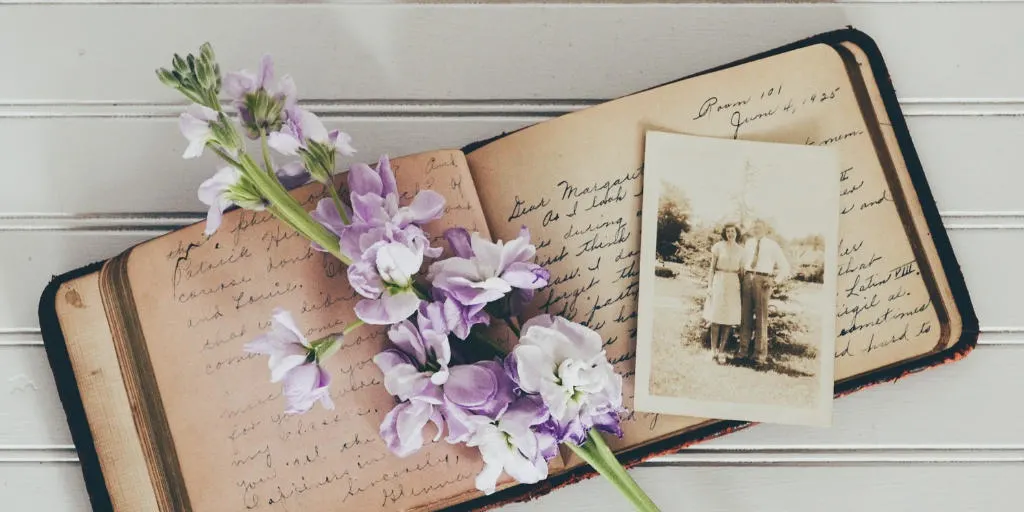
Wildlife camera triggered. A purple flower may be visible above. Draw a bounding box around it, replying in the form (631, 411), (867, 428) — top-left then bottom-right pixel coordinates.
(223, 55), (297, 138)
(268, 107), (354, 158)
(223, 55), (296, 109)
(379, 398), (445, 458)
(423, 291), (490, 341)
(442, 360), (516, 444)
(428, 227), (549, 308)
(281, 364), (334, 416)
(373, 314), (452, 456)
(347, 241), (425, 325)
(243, 309), (339, 415)
(338, 155), (445, 259)
(179, 104), (220, 159)
(508, 315), (624, 445)
(197, 167), (241, 236)
(466, 396), (558, 494)
(197, 167), (267, 236)
(375, 316), (452, 400)
(310, 155), (448, 326)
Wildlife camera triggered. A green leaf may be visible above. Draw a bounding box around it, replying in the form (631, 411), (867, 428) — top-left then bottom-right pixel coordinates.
(172, 54), (188, 74)
(155, 68), (178, 88)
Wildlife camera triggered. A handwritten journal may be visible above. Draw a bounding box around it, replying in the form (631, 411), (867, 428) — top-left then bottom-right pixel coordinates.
(39, 30), (976, 512)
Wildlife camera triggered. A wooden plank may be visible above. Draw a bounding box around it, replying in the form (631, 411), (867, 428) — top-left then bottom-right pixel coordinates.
(0, 459), (1019, 512)
(0, 463), (89, 512)
(2, 4), (1024, 102)
(0, 232), (152, 331)
(0, 115), (1022, 214)
(500, 464), (1024, 512)
(0, 345), (72, 446)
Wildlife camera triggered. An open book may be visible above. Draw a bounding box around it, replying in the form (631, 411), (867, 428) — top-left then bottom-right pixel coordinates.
(40, 30), (977, 512)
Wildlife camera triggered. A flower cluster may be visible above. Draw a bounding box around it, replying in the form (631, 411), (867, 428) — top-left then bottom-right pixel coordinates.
(311, 155), (446, 325)
(373, 311), (622, 494)
(160, 44), (653, 510)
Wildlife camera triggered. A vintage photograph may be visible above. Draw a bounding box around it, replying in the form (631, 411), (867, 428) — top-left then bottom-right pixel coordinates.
(635, 131), (840, 426)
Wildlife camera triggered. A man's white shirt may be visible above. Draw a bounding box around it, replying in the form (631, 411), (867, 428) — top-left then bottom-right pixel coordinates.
(743, 236), (791, 279)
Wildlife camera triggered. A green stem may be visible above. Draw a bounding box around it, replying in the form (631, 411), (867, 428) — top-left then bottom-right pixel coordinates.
(259, 133), (275, 175)
(326, 182), (351, 225)
(504, 317), (521, 337)
(342, 319), (365, 336)
(211, 146), (243, 170)
(568, 432), (661, 512)
(240, 154), (350, 265)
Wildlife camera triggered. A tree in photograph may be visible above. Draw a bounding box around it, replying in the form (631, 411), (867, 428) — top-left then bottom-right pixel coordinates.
(655, 181), (691, 261)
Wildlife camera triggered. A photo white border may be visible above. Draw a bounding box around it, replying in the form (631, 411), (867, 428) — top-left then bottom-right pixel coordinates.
(633, 130), (840, 427)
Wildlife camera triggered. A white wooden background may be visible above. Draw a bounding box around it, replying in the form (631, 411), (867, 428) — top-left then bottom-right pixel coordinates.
(1, 1), (1022, 511)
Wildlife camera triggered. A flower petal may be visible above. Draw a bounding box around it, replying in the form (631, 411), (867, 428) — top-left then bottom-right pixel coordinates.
(377, 155), (399, 198)
(382, 363), (432, 401)
(354, 292), (421, 325)
(501, 262), (550, 290)
(296, 108), (329, 143)
(373, 348), (413, 374)
(267, 131), (302, 155)
(443, 228), (475, 258)
(509, 344), (555, 395)
(381, 401), (432, 457)
(376, 243), (423, 287)
(347, 162), (384, 197)
(223, 70), (256, 101)
(276, 161), (309, 190)
(270, 308), (308, 346)
(329, 130), (356, 156)
(474, 457), (505, 495)
(399, 190), (445, 226)
(311, 198), (346, 237)
(257, 54), (274, 90)
(387, 320), (427, 366)
(444, 364), (498, 409)
(203, 203), (225, 236)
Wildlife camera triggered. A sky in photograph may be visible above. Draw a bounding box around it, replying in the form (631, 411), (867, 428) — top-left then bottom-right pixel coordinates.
(647, 132), (839, 240)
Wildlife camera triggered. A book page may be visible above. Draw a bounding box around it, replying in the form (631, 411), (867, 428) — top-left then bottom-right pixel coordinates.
(54, 273), (159, 511)
(123, 150), (496, 511)
(466, 43), (947, 451)
(839, 40), (963, 362)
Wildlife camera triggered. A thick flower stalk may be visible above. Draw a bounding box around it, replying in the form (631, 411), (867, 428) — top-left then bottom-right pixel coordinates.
(157, 45), (349, 263)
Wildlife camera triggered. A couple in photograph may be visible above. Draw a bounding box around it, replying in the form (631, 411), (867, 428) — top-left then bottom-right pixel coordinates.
(703, 220), (791, 365)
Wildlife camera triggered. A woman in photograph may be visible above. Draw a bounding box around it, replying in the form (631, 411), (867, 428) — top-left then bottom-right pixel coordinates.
(704, 223), (744, 363)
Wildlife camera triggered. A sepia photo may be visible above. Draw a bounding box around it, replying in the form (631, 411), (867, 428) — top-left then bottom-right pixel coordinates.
(634, 131), (840, 426)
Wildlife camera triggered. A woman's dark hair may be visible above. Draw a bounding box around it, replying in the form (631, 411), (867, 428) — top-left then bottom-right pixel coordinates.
(720, 223), (742, 242)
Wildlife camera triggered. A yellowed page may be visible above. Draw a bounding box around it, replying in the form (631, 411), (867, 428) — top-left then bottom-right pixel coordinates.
(124, 150), (495, 511)
(839, 40), (963, 364)
(466, 43), (947, 451)
(55, 273), (160, 511)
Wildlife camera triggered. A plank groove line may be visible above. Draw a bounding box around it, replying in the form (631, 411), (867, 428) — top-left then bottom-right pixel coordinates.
(4, 100), (1024, 119)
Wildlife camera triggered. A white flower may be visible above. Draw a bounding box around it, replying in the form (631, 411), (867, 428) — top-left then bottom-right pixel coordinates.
(197, 167), (241, 236)
(510, 315), (623, 444)
(466, 398), (555, 495)
(178, 104), (219, 159)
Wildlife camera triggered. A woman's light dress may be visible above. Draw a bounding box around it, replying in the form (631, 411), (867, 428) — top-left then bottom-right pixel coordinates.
(702, 241), (744, 326)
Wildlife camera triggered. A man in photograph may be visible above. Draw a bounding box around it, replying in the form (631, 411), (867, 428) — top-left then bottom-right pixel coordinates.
(740, 219), (791, 364)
